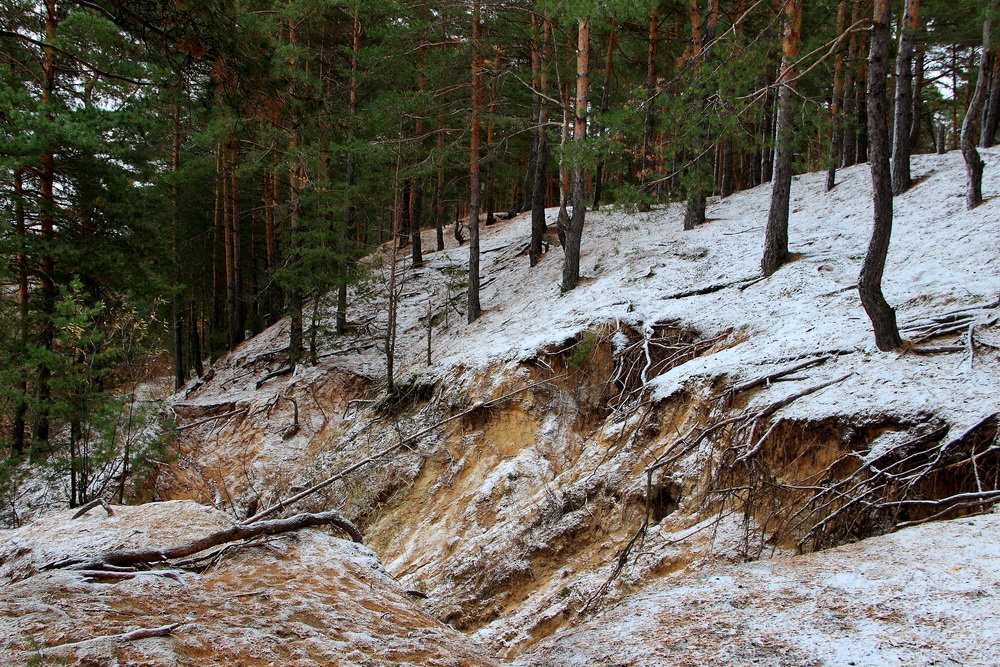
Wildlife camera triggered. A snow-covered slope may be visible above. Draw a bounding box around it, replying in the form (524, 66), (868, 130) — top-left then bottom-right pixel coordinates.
(5, 150), (996, 664)
(516, 509), (1000, 666)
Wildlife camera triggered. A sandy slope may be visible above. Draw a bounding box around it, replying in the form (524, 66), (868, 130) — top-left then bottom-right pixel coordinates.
(0, 501), (495, 666)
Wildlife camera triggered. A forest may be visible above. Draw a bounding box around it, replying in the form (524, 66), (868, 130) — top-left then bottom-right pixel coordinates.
(0, 0), (997, 507)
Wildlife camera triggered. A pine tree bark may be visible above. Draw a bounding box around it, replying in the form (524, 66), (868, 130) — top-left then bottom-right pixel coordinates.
(171, 105), (185, 390)
(592, 19), (616, 209)
(434, 121), (446, 252)
(639, 8), (659, 208)
(891, 0), (921, 196)
(761, 0), (802, 277)
(529, 16), (551, 267)
(826, 0), (848, 191)
(910, 43), (925, 151)
(467, 0), (484, 321)
(980, 50), (1000, 147)
(338, 5), (362, 334)
(561, 17), (590, 293)
(11, 168), (28, 456)
(410, 178), (424, 266)
(288, 137), (304, 363)
(684, 0), (718, 230)
(859, 0), (903, 351)
(963, 2), (997, 208)
(32, 0), (59, 455)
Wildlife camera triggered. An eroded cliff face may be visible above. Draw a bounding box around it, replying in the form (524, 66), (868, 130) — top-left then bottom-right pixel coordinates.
(5, 151), (997, 664)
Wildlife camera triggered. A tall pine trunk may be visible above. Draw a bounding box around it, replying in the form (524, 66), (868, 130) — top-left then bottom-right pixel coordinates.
(684, 0), (718, 230)
(530, 16), (551, 267)
(910, 43), (926, 151)
(891, 0), (921, 195)
(962, 1), (997, 209)
(32, 0), (59, 456)
(826, 0), (848, 191)
(859, 0), (902, 351)
(11, 169), (28, 456)
(467, 1), (484, 322)
(592, 19), (616, 209)
(980, 48), (1000, 147)
(761, 0), (802, 277)
(639, 8), (659, 208)
(561, 17), (589, 293)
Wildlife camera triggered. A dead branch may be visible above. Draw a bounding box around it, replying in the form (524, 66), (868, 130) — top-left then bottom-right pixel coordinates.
(44, 510), (362, 573)
(909, 345), (965, 355)
(663, 275), (760, 299)
(176, 409), (246, 432)
(818, 284), (857, 297)
(72, 498), (115, 519)
(255, 366), (293, 389)
(244, 373), (566, 523)
(78, 569), (185, 583)
(41, 623), (182, 654)
(754, 373), (852, 420)
(721, 355), (831, 397)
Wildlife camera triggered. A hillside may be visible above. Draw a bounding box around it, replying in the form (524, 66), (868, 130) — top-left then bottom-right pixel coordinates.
(2, 150), (998, 664)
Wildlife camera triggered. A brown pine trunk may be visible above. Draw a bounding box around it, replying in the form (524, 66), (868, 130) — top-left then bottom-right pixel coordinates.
(410, 178), (424, 266)
(891, 0), (921, 195)
(434, 121), (446, 252)
(561, 17), (590, 293)
(592, 19), (617, 209)
(530, 16), (551, 267)
(288, 137), (304, 363)
(467, 1), (483, 321)
(826, 0), (848, 191)
(859, 0), (902, 351)
(684, 0), (719, 229)
(639, 8), (659, 207)
(338, 6), (362, 334)
(761, 0), (802, 277)
(189, 304), (203, 378)
(32, 0), (58, 455)
(11, 168), (28, 456)
(980, 50), (1000, 147)
(962, 1), (997, 209)
(171, 105), (186, 390)
(910, 43), (926, 151)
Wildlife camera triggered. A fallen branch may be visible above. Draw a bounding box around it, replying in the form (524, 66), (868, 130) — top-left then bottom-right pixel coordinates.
(663, 275), (759, 300)
(255, 365), (293, 389)
(72, 498), (115, 519)
(909, 345), (964, 355)
(41, 623), (182, 654)
(175, 409), (246, 432)
(244, 373), (566, 523)
(45, 510), (362, 572)
(78, 569), (185, 583)
(720, 355), (831, 398)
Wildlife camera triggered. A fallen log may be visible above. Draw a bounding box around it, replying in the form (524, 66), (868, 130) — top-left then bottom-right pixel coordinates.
(44, 510), (362, 573)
